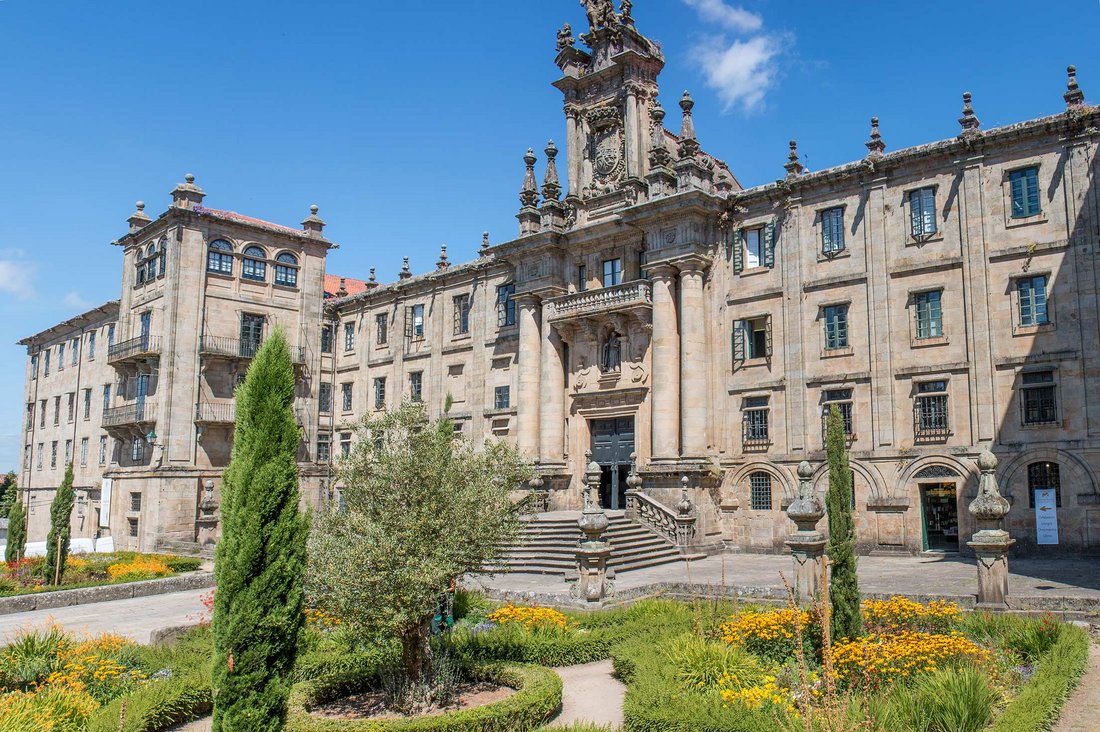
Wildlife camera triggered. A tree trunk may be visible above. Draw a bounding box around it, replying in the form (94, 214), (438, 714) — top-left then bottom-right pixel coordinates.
(400, 616), (434, 681)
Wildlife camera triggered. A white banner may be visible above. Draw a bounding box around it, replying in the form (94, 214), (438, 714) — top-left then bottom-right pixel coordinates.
(99, 478), (113, 529)
(1034, 488), (1059, 545)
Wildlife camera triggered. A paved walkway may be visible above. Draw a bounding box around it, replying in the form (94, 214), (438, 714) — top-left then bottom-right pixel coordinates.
(550, 660), (624, 728)
(1053, 641), (1100, 732)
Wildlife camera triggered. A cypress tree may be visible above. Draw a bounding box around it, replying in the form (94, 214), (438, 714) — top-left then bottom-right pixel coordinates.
(825, 405), (861, 640)
(212, 328), (308, 731)
(5, 490), (26, 563)
(45, 463), (75, 585)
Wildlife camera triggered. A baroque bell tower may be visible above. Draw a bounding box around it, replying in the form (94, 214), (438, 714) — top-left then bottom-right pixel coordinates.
(553, 1), (665, 224)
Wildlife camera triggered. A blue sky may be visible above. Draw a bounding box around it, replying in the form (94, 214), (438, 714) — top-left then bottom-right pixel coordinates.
(0, 0), (1095, 470)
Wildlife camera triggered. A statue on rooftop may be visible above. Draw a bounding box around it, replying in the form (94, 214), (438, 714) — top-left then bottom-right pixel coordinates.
(581, 0), (616, 31)
(556, 23), (575, 50)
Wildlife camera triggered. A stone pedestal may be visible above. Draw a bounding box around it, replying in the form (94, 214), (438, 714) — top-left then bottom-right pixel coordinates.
(574, 456), (612, 603)
(785, 461), (826, 602)
(967, 451), (1014, 610)
(624, 453), (643, 522)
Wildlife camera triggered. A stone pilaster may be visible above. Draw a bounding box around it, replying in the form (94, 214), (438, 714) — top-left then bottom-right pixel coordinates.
(538, 314), (566, 466)
(649, 265), (680, 460)
(516, 294), (542, 458)
(678, 263), (707, 459)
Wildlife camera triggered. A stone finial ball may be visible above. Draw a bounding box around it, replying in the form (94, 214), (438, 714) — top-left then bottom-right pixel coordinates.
(310, 204), (319, 214)
(798, 460), (814, 479)
(136, 201), (145, 210)
(978, 450), (998, 471)
(185, 173), (195, 183)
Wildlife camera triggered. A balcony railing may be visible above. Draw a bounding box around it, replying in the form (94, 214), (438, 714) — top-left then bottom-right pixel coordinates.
(199, 336), (305, 364)
(103, 401), (157, 428)
(107, 335), (161, 364)
(546, 280), (652, 322)
(196, 401), (236, 425)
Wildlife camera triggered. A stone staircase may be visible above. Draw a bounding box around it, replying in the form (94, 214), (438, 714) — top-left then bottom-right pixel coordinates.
(494, 511), (703, 576)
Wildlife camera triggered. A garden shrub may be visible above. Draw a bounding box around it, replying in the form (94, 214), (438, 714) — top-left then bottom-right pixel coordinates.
(663, 633), (764, 690)
(861, 597), (960, 635)
(831, 631), (990, 689)
(284, 661), (561, 732)
(718, 607), (821, 664)
(448, 622), (613, 667)
(989, 622), (1090, 732)
(161, 555), (203, 573)
(0, 684), (99, 732)
(107, 557), (172, 583)
(486, 604), (570, 631)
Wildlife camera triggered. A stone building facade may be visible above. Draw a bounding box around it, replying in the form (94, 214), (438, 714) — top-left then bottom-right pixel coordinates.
(15, 4), (1100, 557)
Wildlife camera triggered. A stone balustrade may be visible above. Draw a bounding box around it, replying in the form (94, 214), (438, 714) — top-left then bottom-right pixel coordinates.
(546, 280), (652, 322)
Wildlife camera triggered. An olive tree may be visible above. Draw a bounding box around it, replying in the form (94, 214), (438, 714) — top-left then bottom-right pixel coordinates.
(307, 400), (529, 680)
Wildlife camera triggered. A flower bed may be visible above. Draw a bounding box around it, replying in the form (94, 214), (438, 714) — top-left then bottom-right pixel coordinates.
(0, 552), (202, 597)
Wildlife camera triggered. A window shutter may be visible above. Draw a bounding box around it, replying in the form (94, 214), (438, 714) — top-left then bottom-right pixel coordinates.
(1010, 173), (1025, 217)
(1026, 170), (1040, 215)
(732, 230), (744, 274)
(763, 220), (776, 268)
(765, 316), (773, 357)
(910, 191), (922, 235)
(731, 320), (745, 366)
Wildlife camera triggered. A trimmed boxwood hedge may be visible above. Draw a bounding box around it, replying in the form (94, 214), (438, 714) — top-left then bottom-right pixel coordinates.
(989, 623), (1091, 732)
(285, 662), (562, 732)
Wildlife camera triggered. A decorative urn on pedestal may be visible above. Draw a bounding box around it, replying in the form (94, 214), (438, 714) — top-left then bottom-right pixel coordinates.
(527, 459), (549, 514)
(967, 450), (1014, 609)
(785, 461), (827, 601)
(674, 475), (698, 547)
(624, 452), (643, 521)
(574, 453), (612, 603)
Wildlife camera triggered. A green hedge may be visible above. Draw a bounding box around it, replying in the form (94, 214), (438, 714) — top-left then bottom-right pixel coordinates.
(989, 624), (1091, 732)
(285, 662), (562, 732)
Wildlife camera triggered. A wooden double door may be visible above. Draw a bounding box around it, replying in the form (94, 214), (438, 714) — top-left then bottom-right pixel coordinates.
(590, 417), (635, 510)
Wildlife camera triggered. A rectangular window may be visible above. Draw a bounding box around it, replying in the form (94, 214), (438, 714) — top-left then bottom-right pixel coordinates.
(742, 396), (770, 447)
(321, 325), (333, 354)
(58, 343), (65, 370)
(744, 228), (764, 269)
(24, 445), (31, 470)
(103, 384), (111, 411)
(64, 440), (71, 465)
(822, 389), (854, 437)
(1010, 166), (1041, 218)
(319, 383), (332, 413)
(130, 492), (142, 512)
(340, 432), (352, 457)
(128, 518), (139, 538)
(99, 436), (107, 466)
(821, 207), (845, 253)
(915, 381), (949, 437)
(408, 304), (425, 340)
(497, 283), (516, 327)
(1017, 275), (1049, 327)
(36, 443), (43, 470)
(67, 393), (75, 423)
(51, 441), (58, 468)
(53, 396), (60, 426)
(342, 321), (356, 351)
(1021, 370), (1058, 425)
(909, 187), (937, 236)
(107, 324), (115, 346)
(39, 400), (46, 428)
(44, 349), (50, 376)
(31, 354), (38, 380)
(453, 294), (471, 336)
(83, 389), (92, 420)
(823, 304), (849, 350)
(71, 338), (78, 365)
(1028, 462), (1061, 508)
(375, 314), (388, 345)
(341, 383), (353, 412)
(274, 257), (298, 287)
(25, 403), (34, 431)
(317, 433), (331, 462)
(578, 264), (587, 292)
(88, 331), (96, 360)
(131, 437), (144, 462)
(602, 258), (623, 287)
(914, 290), (943, 339)
(494, 386), (511, 410)
(80, 438), (88, 467)
(409, 371), (423, 402)
(374, 377), (386, 410)
(750, 473), (773, 511)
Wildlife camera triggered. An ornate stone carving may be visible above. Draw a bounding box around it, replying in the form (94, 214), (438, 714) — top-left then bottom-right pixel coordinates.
(581, 0), (617, 32)
(556, 23), (575, 51)
(586, 107), (626, 189)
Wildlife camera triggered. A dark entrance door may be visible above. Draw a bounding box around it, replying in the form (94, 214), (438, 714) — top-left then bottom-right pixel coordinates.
(920, 483), (959, 552)
(590, 417), (635, 510)
(240, 314), (264, 358)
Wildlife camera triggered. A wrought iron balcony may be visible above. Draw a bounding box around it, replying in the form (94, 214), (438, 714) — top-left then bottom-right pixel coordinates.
(103, 401), (157, 429)
(107, 335), (161, 365)
(546, 280), (652, 322)
(199, 336), (305, 364)
(196, 400), (236, 425)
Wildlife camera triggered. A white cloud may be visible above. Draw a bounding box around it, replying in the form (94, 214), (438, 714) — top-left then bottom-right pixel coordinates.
(682, 0), (789, 114)
(63, 291), (92, 311)
(0, 260), (36, 301)
(682, 0), (762, 32)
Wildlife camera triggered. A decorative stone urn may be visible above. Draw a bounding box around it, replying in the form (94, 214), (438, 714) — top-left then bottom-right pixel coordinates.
(967, 450), (1014, 609)
(195, 480), (220, 548)
(785, 461), (827, 601)
(674, 475), (698, 547)
(624, 452), (643, 521)
(575, 453), (612, 602)
(527, 459), (549, 514)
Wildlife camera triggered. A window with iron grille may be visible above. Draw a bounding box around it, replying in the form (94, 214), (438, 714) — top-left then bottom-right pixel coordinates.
(742, 396), (770, 446)
(497, 283), (517, 327)
(128, 518), (139, 538)
(39, 400), (46, 428)
(1021, 370), (1057, 425)
(749, 472), (773, 510)
(24, 445), (30, 470)
(453, 294), (471, 336)
(822, 389), (854, 437)
(1017, 275), (1049, 326)
(823, 305), (849, 350)
(374, 377), (386, 410)
(602, 258), (623, 287)
(130, 492), (141, 512)
(409, 371), (423, 402)
(341, 383), (353, 412)
(36, 443), (43, 470)
(1010, 167), (1041, 218)
(321, 325), (333, 353)
(65, 440), (72, 465)
(319, 383), (332, 413)
(1028, 461), (1061, 508)
(317, 434), (331, 462)
(107, 324), (115, 347)
(344, 321), (355, 351)
(50, 441), (58, 468)
(909, 187), (937, 236)
(821, 207), (845, 253)
(914, 290), (943, 339)
(44, 349), (50, 376)
(53, 396), (60, 426)
(915, 381), (949, 436)
(494, 386), (511, 410)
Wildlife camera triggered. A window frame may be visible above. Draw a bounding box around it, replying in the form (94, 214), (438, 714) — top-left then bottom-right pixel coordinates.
(375, 313), (388, 346)
(749, 472), (773, 511)
(820, 206), (846, 254)
(373, 377), (386, 410)
(274, 252), (299, 287)
(207, 239), (234, 275)
(496, 283), (517, 328)
(1020, 370), (1058, 426)
(319, 383), (333, 414)
(913, 289), (944, 340)
(741, 396), (770, 448)
(344, 321), (355, 352)
(823, 304), (850, 350)
(909, 187), (938, 237)
(1027, 461), (1061, 508)
(1016, 274), (1050, 328)
(821, 389), (855, 439)
(601, 258), (623, 287)
(453, 293), (471, 336)
(914, 380), (950, 438)
(241, 245), (267, 282)
(409, 371), (423, 402)
(1009, 166), (1041, 219)
(341, 382), (353, 412)
(494, 385), (511, 410)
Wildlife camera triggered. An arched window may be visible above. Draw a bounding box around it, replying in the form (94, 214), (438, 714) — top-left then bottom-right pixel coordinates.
(135, 251), (147, 285)
(602, 332), (622, 372)
(207, 239), (233, 274)
(1028, 461), (1061, 508)
(145, 244), (158, 279)
(242, 246), (267, 281)
(158, 240), (167, 278)
(749, 472), (773, 510)
(274, 252), (299, 287)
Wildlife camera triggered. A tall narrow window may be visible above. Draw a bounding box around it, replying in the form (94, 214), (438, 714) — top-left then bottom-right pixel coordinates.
(88, 331), (96, 360)
(341, 383), (353, 412)
(409, 371), (423, 402)
(1021, 370), (1058, 426)
(821, 207), (845, 253)
(99, 436), (107, 466)
(340, 432), (352, 457)
(159, 240), (167, 277)
(319, 383), (332, 413)
(103, 384), (111, 411)
(744, 228), (764, 268)
(453, 294), (471, 336)
(749, 472), (773, 510)
(914, 290), (943, 339)
(823, 304), (849, 350)
(31, 354), (38, 379)
(320, 325), (333, 354)
(344, 321), (356, 351)
(71, 338), (78, 365)
(909, 187), (937, 236)
(51, 441), (58, 468)
(496, 283), (516, 327)
(1010, 167), (1041, 218)
(80, 438), (88, 467)
(274, 252), (298, 287)
(1028, 461), (1061, 508)
(317, 433), (331, 462)
(131, 437), (144, 462)
(107, 324), (115, 347)
(207, 239), (233, 274)
(242, 246), (267, 281)
(742, 396), (770, 448)
(408, 304), (425, 340)
(602, 258), (623, 287)
(578, 264), (588, 292)
(39, 400), (46, 428)
(37, 443), (43, 470)
(1017, 275), (1049, 326)
(83, 389), (92, 420)
(67, 393), (75, 423)
(494, 386), (511, 410)
(240, 314), (264, 358)
(373, 377), (386, 410)
(58, 343), (65, 370)
(25, 403), (34, 431)
(822, 389), (854, 439)
(914, 380), (949, 437)
(65, 440), (72, 466)
(53, 396), (60, 426)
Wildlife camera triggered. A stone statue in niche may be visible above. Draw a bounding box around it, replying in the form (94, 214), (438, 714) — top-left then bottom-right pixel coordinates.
(602, 332), (623, 372)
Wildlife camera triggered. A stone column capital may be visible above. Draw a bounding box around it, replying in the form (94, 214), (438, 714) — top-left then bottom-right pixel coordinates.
(516, 293), (542, 309)
(647, 263), (678, 281)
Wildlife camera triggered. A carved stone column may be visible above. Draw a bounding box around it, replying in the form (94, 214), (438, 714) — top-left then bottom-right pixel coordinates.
(678, 263), (707, 459)
(575, 455), (612, 603)
(650, 265), (680, 461)
(516, 294), (542, 457)
(967, 451), (1014, 610)
(539, 312), (566, 466)
(785, 462), (827, 602)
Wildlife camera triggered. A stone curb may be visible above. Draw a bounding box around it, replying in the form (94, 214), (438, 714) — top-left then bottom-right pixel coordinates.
(0, 572), (214, 616)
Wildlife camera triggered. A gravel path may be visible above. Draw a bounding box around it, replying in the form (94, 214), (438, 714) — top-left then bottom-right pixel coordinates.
(1052, 641), (1100, 732)
(549, 659), (625, 728)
